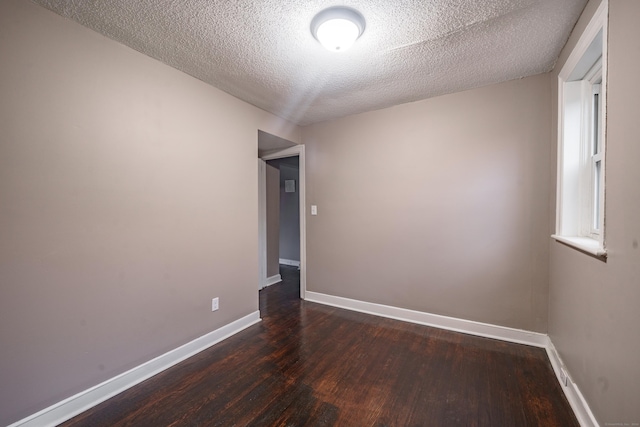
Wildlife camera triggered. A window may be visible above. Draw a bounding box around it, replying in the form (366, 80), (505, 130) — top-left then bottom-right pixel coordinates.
(553, 1), (607, 258)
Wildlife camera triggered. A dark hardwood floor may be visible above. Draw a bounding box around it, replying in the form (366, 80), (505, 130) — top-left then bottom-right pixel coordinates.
(61, 266), (578, 426)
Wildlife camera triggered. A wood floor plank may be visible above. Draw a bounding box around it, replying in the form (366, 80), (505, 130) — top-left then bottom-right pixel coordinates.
(60, 266), (579, 426)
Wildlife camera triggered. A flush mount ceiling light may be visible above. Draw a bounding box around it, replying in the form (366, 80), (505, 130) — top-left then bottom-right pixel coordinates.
(311, 7), (366, 52)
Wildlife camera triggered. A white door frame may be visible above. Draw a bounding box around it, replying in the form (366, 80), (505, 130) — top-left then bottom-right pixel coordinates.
(259, 145), (306, 299)
(258, 159), (267, 289)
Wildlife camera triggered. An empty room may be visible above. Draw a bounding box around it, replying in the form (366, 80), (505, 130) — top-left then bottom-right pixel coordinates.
(1, 0), (638, 426)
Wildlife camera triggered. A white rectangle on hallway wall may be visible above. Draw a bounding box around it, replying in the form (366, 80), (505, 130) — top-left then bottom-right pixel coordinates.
(285, 180), (295, 193)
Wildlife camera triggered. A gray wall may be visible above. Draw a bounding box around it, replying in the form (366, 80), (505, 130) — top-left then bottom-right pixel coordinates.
(279, 162), (301, 262)
(0, 1), (300, 425)
(302, 74), (552, 333)
(266, 163), (280, 277)
(548, 0), (640, 424)
(267, 158), (301, 263)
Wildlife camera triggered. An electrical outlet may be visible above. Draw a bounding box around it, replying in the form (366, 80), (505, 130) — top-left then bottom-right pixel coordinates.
(560, 367), (569, 386)
(211, 297), (219, 312)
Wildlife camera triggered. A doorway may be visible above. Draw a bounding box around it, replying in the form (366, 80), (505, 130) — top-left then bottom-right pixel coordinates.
(258, 136), (306, 299)
(267, 157), (300, 269)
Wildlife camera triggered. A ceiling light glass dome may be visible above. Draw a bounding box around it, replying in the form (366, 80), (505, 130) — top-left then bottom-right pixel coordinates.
(311, 7), (366, 52)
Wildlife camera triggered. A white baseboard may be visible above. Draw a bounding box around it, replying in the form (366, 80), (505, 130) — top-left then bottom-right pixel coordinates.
(8, 311), (261, 427)
(11, 290), (600, 427)
(305, 291), (600, 426)
(546, 340), (600, 427)
(264, 274), (282, 287)
(304, 291), (548, 347)
(279, 258), (300, 267)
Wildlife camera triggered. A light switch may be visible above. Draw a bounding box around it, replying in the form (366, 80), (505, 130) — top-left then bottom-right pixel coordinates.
(311, 205), (318, 215)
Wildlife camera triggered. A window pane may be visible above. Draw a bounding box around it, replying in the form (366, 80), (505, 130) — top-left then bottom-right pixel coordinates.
(592, 92), (599, 155)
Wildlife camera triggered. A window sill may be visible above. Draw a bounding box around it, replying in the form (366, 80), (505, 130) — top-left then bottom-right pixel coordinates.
(551, 235), (607, 259)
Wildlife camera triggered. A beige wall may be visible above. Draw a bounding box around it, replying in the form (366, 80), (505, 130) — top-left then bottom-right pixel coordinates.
(0, 0), (299, 425)
(266, 164), (280, 277)
(5, 0), (637, 425)
(303, 74), (552, 332)
(548, 0), (640, 424)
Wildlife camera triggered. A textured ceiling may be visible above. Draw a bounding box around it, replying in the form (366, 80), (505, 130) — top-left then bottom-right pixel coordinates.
(33, 0), (587, 126)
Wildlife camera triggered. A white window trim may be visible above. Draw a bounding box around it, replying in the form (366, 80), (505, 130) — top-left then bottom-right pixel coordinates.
(553, 0), (608, 258)
(551, 235), (607, 257)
